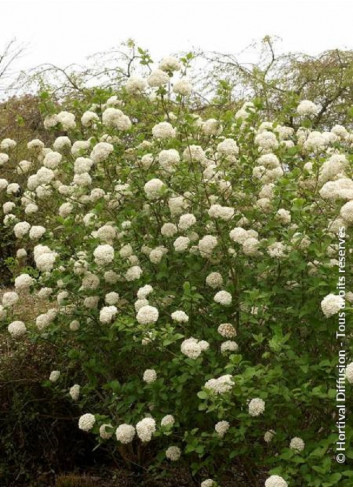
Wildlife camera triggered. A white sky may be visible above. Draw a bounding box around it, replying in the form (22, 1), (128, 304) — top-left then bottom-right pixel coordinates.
(1, 0), (353, 73)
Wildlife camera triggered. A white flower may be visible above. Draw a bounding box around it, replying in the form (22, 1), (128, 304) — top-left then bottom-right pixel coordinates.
(221, 341), (238, 353)
(99, 306), (117, 324)
(255, 131), (278, 151)
(204, 374), (234, 394)
(99, 424), (113, 439)
(8, 321), (26, 338)
(136, 417), (156, 442)
(2, 291), (19, 307)
(53, 136), (71, 151)
(49, 370), (60, 382)
(264, 430), (275, 443)
(116, 424), (136, 444)
(248, 398), (265, 416)
(267, 242), (286, 258)
(15, 273), (34, 291)
(143, 369), (157, 384)
(136, 305), (159, 325)
(125, 265), (143, 281)
(173, 78), (192, 96)
(29, 226), (46, 240)
(159, 56), (181, 72)
(217, 138), (239, 156)
(265, 475), (288, 487)
(1, 138), (16, 150)
(178, 213), (196, 231)
(201, 479), (215, 487)
(137, 285), (153, 299)
(340, 200), (353, 223)
(14, 221), (30, 238)
(183, 145), (206, 163)
(43, 151), (62, 169)
(102, 108), (131, 130)
(144, 178), (165, 199)
(206, 272), (223, 289)
(93, 244), (114, 266)
(126, 76), (147, 94)
(166, 446), (181, 461)
(198, 235), (218, 257)
(147, 69), (170, 87)
(0, 153), (9, 166)
(215, 420), (230, 438)
(105, 292), (120, 305)
(78, 413), (96, 432)
(290, 437), (305, 452)
(159, 149), (180, 172)
(57, 111), (76, 130)
(297, 100), (319, 117)
(27, 139), (44, 150)
(321, 294), (344, 318)
(202, 118), (220, 136)
(69, 320), (80, 331)
(152, 122), (176, 139)
(242, 237), (260, 256)
(173, 236), (190, 252)
(208, 204), (234, 221)
(218, 323), (236, 338)
(214, 291), (232, 306)
(90, 142), (114, 163)
(171, 310), (189, 323)
(346, 362), (353, 384)
(69, 384), (80, 401)
(81, 111), (99, 127)
(161, 415), (175, 427)
(181, 338), (202, 359)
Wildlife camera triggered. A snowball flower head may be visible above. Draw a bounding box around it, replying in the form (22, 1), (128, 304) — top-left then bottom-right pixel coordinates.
(49, 370), (60, 382)
(297, 100), (319, 117)
(116, 424), (136, 444)
(159, 56), (181, 72)
(136, 305), (159, 325)
(290, 437), (305, 452)
(201, 479), (215, 487)
(136, 417), (156, 442)
(346, 362), (353, 384)
(143, 369), (157, 384)
(99, 424), (113, 439)
(161, 415), (175, 427)
(93, 244), (114, 266)
(69, 384), (80, 401)
(144, 178), (165, 199)
(78, 413), (96, 432)
(147, 69), (170, 87)
(248, 398), (265, 416)
(2, 291), (19, 307)
(8, 321), (26, 338)
(215, 420), (230, 437)
(166, 446), (181, 461)
(214, 290), (232, 306)
(171, 310), (189, 323)
(340, 200), (353, 224)
(321, 294), (344, 318)
(173, 78), (192, 96)
(152, 122), (176, 139)
(181, 338), (202, 359)
(265, 475), (288, 487)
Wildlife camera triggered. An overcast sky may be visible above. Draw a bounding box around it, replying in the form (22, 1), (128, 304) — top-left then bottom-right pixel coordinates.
(1, 0), (353, 73)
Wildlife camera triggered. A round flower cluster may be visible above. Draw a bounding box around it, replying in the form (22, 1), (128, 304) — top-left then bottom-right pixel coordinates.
(248, 398), (265, 416)
(78, 413), (96, 432)
(136, 417), (156, 442)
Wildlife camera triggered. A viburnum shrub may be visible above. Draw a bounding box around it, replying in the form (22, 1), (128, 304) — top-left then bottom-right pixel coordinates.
(1, 54), (353, 487)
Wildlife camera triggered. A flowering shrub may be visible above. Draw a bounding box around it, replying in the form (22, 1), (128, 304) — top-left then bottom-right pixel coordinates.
(1, 54), (353, 486)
